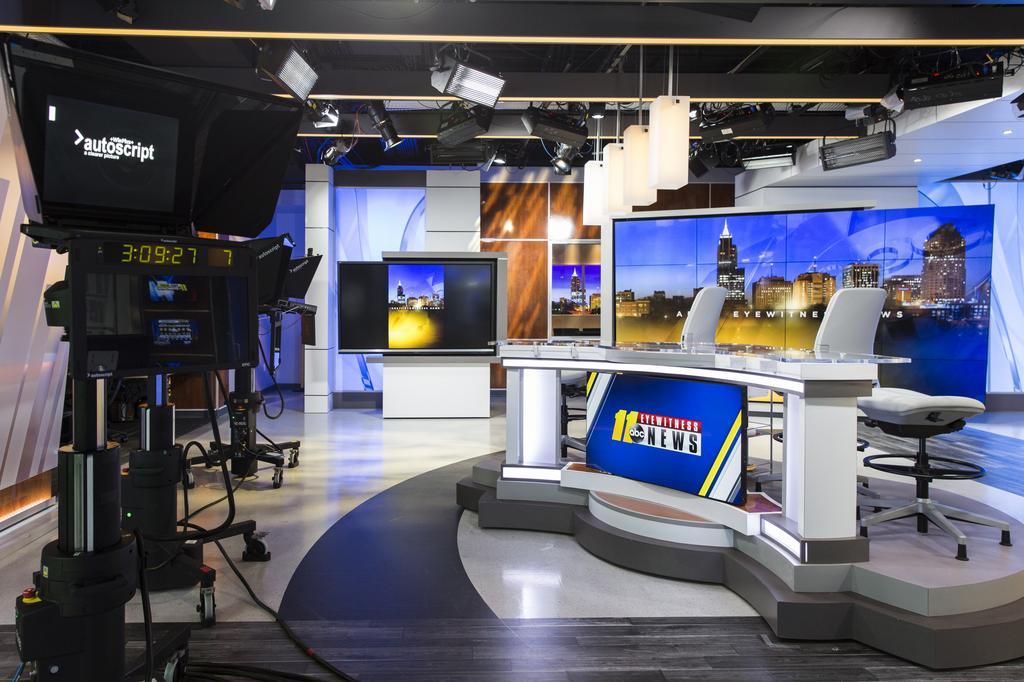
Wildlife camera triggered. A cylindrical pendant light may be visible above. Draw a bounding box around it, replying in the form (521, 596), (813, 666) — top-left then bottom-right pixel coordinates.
(582, 160), (608, 227)
(623, 125), (657, 207)
(648, 95), (691, 190)
(604, 142), (628, 216)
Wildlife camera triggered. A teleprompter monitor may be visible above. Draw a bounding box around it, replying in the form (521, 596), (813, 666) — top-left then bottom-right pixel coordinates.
(3, 35), (303, 237)
(338, 259), (498, 355)
(58, 234), (258, 380)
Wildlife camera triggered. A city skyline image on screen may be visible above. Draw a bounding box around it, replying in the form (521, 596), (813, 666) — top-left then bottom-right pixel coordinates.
(614, 205), (994, 398)
(387, 263), (445, 348)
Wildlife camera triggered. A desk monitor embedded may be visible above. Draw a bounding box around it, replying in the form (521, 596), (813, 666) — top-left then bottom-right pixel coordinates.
(585, 373), (748, 506)
(338, 259), (497, 355)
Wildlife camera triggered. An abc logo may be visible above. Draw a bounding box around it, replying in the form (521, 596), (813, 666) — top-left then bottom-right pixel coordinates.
(628, 424), (645, 443)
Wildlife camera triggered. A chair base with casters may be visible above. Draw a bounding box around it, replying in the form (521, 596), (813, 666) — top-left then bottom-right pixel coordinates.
(857, 388), (1011, 561)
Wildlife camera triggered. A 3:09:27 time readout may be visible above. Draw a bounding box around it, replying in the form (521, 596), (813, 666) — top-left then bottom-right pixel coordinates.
(107, 242), (234, 267)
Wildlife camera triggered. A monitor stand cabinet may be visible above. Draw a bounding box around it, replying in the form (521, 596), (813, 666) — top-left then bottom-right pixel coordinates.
(381, 356), (492, 418)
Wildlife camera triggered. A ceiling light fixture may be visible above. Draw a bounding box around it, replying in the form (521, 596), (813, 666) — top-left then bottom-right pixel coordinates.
(741, 150), (795, 170)
(648, 46), (691, 191)
(258, 43), (318, 102)
(320, 137), (353, 165)
(589, 103), (606, 119)
(366, 100), (402, 149)
(550, 143), (578, 175)
(437, 104), (493, 146)
(309, 101), (339, 129)
(257, 0), (278, 9)
(431, 54), (505, 108)
(820, 130), (896, 171)
(521, 107), (589, 147)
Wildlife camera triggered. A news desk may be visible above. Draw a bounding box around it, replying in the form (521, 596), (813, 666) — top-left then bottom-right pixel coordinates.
(499, 340), (908, 559)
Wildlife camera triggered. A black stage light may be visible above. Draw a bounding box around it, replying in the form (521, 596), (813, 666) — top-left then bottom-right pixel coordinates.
(741, 149), (795, 170)
(258, 44), (318, 102)
(694, 143), (721, 169)
(700, 104), (774, 142)
(430, 141), (493, 165)
(820, 131), (896, 171)
(309, 101), (339, 129)
(257, 0), (278, 8)
(551, 143), (578, 175)
(717, 141), (742, 168)
(437, 105), (493, 147)
(320, 138), (353, 166)
(366, 101), (402, 149)
(98, 0), (139, 23)
(901, 63), (1004, 110)
(522, 107), (589, 147)
(689, 157), (710, 178)
(431, 55), (506, 108)
(589, 102), (606, 119)
(1014, 93), (1024, 119)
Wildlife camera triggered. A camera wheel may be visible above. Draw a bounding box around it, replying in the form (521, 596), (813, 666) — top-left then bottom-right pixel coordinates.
(197, 586), (216, 627)
(272, 467), (284, 489)
(288, 449), (300, 469)
(163, 646), (188, 682)
(184, 468), (196, 490)
(242, 533), (271, 562)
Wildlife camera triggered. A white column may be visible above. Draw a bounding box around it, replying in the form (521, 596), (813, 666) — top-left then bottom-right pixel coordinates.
(505, 367), (562, 467)
(782, 394), (860, 539)
(424, 170), (480, 251)
(303, 164), (336, 413)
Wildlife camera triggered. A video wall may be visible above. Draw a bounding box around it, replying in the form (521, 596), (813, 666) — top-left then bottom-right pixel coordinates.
(614, 205), (995, 398)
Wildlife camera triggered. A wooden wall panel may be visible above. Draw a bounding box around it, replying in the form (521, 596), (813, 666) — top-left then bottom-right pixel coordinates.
(481, 183), (548, 239)
(484, 239), (548, 388)
(0, 470), (53, 520)
(710, 183), (736, 208)
(551, 183), (600, 239)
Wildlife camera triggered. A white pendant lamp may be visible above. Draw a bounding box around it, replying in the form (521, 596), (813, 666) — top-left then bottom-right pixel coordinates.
(622, 125), (658, 207)
(603, 142), (628, 216)
(648, 95), (691, 190)
(582, 159), (608, 227)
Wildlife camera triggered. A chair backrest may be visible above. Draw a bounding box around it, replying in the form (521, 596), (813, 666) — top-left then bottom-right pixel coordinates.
(681, 286), (726, 346)
(814, 287), (886, 354)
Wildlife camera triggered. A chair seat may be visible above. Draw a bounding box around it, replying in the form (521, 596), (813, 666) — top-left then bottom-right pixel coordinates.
(858, 387), (984, 427)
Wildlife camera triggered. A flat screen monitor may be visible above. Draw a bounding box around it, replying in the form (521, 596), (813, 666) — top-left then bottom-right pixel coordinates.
(585, 373), (748, 506)
(338, 259), (497, 354)
(66, 235), (258, 379)
(612, 204), (995, 399)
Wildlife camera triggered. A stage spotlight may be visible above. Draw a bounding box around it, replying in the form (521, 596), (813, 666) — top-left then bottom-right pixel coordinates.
(437, 105), (493, 147)
(589, 103), (606, 119)
(320, 138), (353, 166)
(98, 0), (139, 23)
(522, 107), (589, 147)
(257, 0), (278, 8)
(431, 55), (505, 108)
(741, 149), (795, 170)
(258, 44), (318, 102)
(366, 101), (402, 149)
(820, 131), (896, 171)
(699, 104), (774, 142)
(551, 143), (578, 176)
(309, 101), (339, 129)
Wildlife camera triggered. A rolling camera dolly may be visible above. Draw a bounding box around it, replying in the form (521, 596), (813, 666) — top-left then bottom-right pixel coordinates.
(205, 365), (300, 489)
(120, 374), (271, 629)
(16, 379), (192, 681)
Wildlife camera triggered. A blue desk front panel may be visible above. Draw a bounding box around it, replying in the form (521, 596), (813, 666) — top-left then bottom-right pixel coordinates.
(585, 373), (747, 506)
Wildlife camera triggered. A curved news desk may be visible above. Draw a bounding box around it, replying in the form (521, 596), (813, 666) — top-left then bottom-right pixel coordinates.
(456, 341), (1024, 669)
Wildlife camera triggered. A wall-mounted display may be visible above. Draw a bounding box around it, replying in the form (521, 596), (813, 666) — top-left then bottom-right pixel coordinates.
(551, 242), (601, 337)
(338, 259), (497, 354)
(613, 205), (995, 398)
(586, 373), (747, 506)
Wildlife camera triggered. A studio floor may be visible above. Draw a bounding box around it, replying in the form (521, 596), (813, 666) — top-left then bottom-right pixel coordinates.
(3, 395), (1024, 680)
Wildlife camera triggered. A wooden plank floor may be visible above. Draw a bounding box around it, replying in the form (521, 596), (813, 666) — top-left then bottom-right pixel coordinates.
(5, 618), (1024, 681)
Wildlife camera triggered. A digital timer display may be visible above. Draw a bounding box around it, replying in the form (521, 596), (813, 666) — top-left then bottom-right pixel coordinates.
(104, 242), (234, 268)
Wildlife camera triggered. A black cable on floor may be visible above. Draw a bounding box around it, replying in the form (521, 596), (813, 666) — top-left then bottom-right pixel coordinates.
(257, 336), (286, 420)
(133, 528), (155, 682)
(185, 521), (357, 682)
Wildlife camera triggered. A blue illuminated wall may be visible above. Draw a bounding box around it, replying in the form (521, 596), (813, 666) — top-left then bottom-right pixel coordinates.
(921, 183), (1024, 395)
(334, 186), (426, 391)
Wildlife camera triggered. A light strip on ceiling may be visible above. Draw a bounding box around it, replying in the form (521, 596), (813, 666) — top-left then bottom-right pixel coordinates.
(296, 133), (858, 140)
(2, 26), (1022, 47)
(301, 94), (882, 104)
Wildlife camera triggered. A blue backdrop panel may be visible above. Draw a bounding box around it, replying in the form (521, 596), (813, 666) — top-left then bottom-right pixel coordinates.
(585, 374), (747, 505)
